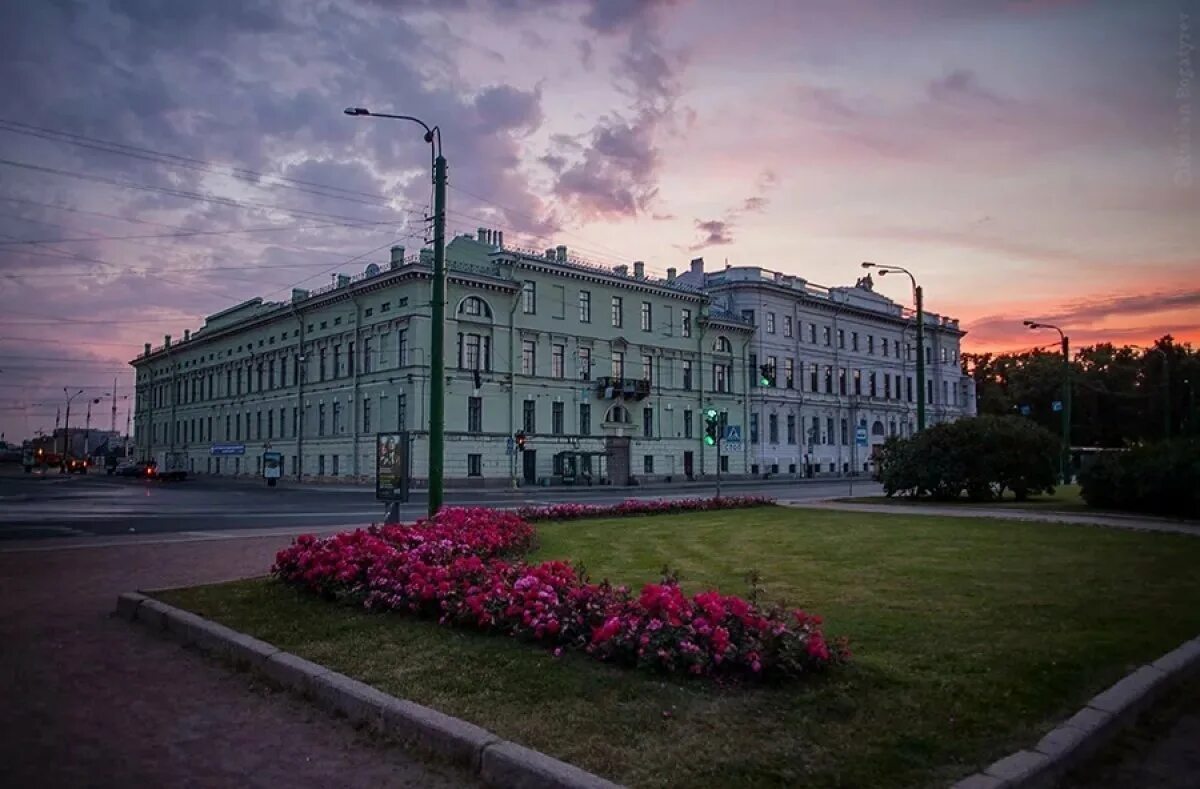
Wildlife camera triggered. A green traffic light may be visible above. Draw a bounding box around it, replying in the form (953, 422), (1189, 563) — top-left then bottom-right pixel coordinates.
(760, 376), (770, 386)
(704, 435), (715, 446)
(704, 409), (717, 419)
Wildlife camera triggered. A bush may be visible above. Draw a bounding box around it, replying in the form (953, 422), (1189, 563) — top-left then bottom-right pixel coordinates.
(877, 415), (1059, 501)
(1079, 438), (1200, 518)
(273, 499), (847, 681)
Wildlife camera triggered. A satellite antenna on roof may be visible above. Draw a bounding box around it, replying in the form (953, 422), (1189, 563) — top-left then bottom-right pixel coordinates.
(364, 263), (381, 277)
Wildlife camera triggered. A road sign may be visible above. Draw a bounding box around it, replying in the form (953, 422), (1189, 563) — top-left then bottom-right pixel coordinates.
(724, 425), (742, 442)
(505, 436), (515, 456)
(210, 442), (245, 456)
(1052, 400), (1063, 412)
(855, 426), (868, 447)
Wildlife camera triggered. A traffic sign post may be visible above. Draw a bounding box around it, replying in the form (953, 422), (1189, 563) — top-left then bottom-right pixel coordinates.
(855, 426), (868, 447)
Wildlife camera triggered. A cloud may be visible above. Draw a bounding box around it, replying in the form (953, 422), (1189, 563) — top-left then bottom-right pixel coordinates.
(692, 219), (734, 248)
(687, 168), (778, 251)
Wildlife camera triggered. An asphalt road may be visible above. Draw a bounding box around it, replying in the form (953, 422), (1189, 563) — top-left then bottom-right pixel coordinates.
(0, 467), (880, 545)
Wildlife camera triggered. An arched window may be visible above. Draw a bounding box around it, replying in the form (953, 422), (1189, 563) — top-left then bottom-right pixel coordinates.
(872, 420), (885, 436)
(458, 296), (492, 318)
(605, 404), (631, 424)
(712, 336), (732, 353)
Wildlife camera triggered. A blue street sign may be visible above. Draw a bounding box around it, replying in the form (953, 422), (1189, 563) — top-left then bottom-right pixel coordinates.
(210, 442), (245, 456)
(855, 426), (868, 447)
(724, 425), (742, 442)
(505, 436), (515, 456)
(1020, 405), (1031, 416)
(1052, 400), (1063, 412)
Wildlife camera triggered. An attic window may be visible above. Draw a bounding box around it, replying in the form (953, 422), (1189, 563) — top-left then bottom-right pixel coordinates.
(381, 302), (391, 312)
(365, 308), (373, 318)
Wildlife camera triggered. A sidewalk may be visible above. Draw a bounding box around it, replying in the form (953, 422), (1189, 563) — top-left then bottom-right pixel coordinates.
(0, 533), (475, 788)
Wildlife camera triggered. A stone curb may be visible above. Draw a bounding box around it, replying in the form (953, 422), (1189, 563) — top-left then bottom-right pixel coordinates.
(950, 635), (1200, 788)
(114, 591), (622, 789)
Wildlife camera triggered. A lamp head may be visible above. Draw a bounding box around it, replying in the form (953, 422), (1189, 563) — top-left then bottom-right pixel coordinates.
(344, 107), (369, 116)
(423, 130), (434, 143)
(1024, 320), (1038, 328)
(860, 261), (875, 269)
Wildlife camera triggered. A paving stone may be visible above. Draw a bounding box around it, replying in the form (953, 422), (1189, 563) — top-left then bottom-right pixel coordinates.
(1151, 638), (1200, 677)
(983, 749), (1051, 784)
(1088, 665), (1169, 717)
(381, 697), (500, 768)
(309, 672), (393, 731)
(114, 591), (147, 621)
(480, 741), (621, 789)
(262, 651), (332, 697)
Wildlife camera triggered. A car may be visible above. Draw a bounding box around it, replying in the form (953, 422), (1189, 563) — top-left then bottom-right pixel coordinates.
(117, 460), (156, 479)
(64, 457), (89, 474)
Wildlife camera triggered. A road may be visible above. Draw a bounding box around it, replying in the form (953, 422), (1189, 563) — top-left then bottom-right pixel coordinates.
(0, 468), (879, 545)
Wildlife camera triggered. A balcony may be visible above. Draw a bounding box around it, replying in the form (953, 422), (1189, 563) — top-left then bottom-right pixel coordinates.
(595, 376), (651, 401)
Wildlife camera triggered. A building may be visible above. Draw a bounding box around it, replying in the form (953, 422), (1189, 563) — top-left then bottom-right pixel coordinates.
(130, 230), (974, 485)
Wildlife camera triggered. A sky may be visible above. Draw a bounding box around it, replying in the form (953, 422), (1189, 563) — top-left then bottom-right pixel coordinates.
(0, 0), (1196, 441)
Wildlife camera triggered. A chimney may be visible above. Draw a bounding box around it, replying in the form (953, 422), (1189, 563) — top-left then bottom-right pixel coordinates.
(292, 287), (309, 302)
(183, 329), (191, 342)
(666, 267), (677, 282)
(773, 272), (783, 283)
(390, 245), (405, 268)
(336, 274), (350, 288)
(495, 230), (503, 248)
(633, 261), (645, 279)
(545, 248), (556, 260)
(163, 334), (171, 349)
(614, 264), (628, 276)
(144, 342), (151, 357)
(690, 257), (704, 275)
(478, 227), (487, 243)
(555, 244), (567, 262)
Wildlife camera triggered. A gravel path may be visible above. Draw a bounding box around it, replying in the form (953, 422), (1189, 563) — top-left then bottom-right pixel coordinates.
(0, 536), (475, 788)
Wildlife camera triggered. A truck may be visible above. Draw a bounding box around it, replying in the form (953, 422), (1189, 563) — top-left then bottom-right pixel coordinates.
(153, 450), (189, 481)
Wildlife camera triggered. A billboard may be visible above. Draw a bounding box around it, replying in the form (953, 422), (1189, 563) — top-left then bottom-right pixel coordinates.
(375, 431), (409, 502)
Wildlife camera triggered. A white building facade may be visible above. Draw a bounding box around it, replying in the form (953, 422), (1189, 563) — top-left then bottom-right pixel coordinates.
(131, 232), (974, 485)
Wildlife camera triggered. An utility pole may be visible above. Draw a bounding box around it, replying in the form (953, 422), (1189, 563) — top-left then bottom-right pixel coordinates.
(915, 285), (926, 431)
(111, 376), (118, 433)
(429, 150), (446, 516)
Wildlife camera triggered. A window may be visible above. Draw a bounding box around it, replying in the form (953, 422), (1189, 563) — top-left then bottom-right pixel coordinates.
(363, 337), (373, 373)
(784, 358), (795, 388)
(809, 364), (818, 392)
(397, 393), (406, 430)
(365, 308), (373, 318)
(461, 296), (489, 317)
(642, 353), (653, 384)
(468, 454), (482, 477)
(292, 407), (298, 436)
(332, 344), (341, 377)
(611, 296), (623, 327)
(663, 305), (673, 336)
(643, 455), (654, 474)
(885, 373), (892, 399)
(643, 407), (653, 437)
(784, 315), (793, 338)
(895, 339), (901, 358)
(521, 280), (536, 314)
(766, 312), (776, 334)
(750, 413), (759, 444)
(552, 344), (565, 379)
(883, 337), (889, 357)
(468, 396), (482, 433)
(852, 331), (859, 351)
(552, 401), (564, 435)
(459, 333), (490, 370)
(318, 404), (326, 436)
(332, 454), (339, 476)
(523, 399), (536, 433)
(681, 308), (692, 338)
(267, 410), (274, 438)
(749, 352), (757, 387)
(907, 376), (914, 402)
(868, 335), (875, 355)
(787, 414), (796, 444)
(641, 301), (652, 331)
(611, 351), (625, 378)
(713, 363), (729, 393)
(381, 302), (391, 312)
(579, 290), (591, 323)
(768, 413), (779, 444)
(318, 348), (327, 381)
(720, 455), (729, 473)
(681, 359), (693, 390)
(712, 336), (732, 353)
(397, 329), (408, 366)
(854, 369), (862, 395)
(579, 403), (591, 436)
(684, 408), (693, 438)
(332, 401), (341, 434)
(741, 309), (756, 325)
(767, 356), (778, 387)
(347, 341), (354, 375)
(823, 326), (831, 346)
(521, 339), (536, 376)
(943, 380), (949, 405)
(841, 418), (848, 445)
(578, 347), (591, 380)
(870, 372), (877, 397)
(268, 361), (276, 389)
(824, 365), (833, 394)
(838, 329), (846, 349)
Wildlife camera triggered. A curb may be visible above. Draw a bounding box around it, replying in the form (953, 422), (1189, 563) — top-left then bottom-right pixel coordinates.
(115, 591), (621, 789)
(950, 636), (1200, 788)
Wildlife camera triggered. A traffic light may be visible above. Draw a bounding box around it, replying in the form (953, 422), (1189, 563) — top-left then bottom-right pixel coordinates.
(514, 431), (527, 451)
(703, 409), (720, 446)
(759, 364), (775, 387)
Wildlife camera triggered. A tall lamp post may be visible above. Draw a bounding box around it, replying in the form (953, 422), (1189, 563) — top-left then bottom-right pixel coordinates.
(862, 262), (925, 431)
(1135, 345), (1170, 439)
(345, 106), (446, 516)
(1023, 320), (1072, 483)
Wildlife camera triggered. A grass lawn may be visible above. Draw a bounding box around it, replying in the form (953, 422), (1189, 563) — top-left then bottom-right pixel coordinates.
(842, 484), (1095, 512)
(158, 507), (1200, 788)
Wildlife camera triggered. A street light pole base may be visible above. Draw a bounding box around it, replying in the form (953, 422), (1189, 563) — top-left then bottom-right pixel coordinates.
(383, 502), (402, 525)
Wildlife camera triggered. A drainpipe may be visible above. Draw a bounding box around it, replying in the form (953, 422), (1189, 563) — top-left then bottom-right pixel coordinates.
(697, 306), (707, 480)
(741, 332), (751, 476)
(508, 283), (521, 489)
(293, 307), (306, 482)
(351, 295), (362, 480)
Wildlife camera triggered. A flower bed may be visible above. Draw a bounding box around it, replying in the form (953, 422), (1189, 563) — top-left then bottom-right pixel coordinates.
(516, 495), (774, 522)
(273, 499), (847, 680)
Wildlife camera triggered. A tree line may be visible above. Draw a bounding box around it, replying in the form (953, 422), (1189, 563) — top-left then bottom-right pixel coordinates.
(962, 336), (1199, 447)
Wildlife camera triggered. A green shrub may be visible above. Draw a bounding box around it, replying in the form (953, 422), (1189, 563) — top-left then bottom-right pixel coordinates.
(877, 415), (1058, 501)
(1079, 438), (1200, 518)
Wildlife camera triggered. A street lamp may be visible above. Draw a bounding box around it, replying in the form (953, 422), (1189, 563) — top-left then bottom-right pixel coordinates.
(1133, 345), (1171, 439)
(863, 262), (926, 430)
(1023, 320), (1072, 483)
(85, 394), (109, 460)
(62, 387), (84, 469)
(345, 106), (446, 516)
